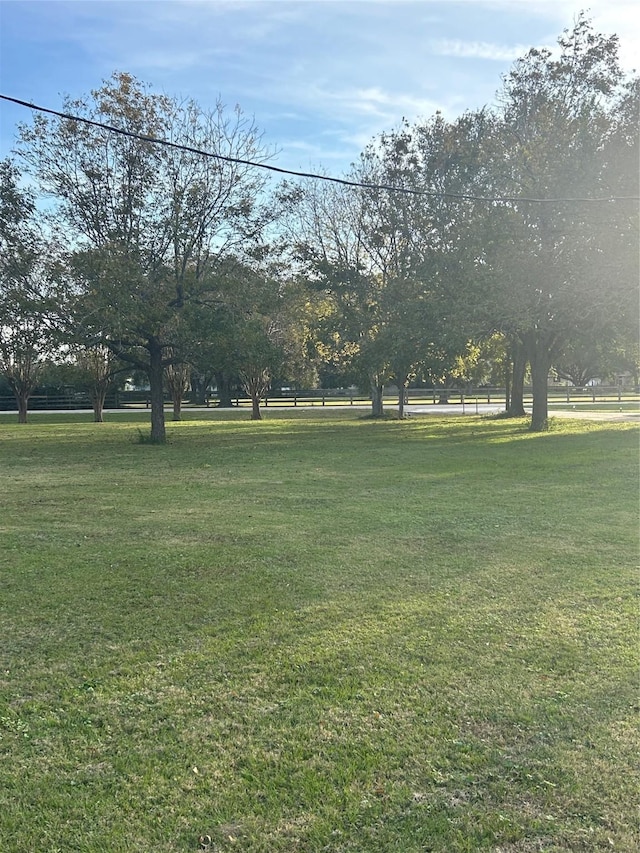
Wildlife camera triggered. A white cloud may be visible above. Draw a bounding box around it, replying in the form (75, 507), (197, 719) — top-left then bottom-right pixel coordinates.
(452, 0), (640, 71)
(431, 38), (535, 61)
(276, 136), (357, 165)
(334, 87), (440, 119)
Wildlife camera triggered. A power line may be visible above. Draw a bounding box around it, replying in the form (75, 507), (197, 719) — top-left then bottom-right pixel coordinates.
(1, 93), (638, 205)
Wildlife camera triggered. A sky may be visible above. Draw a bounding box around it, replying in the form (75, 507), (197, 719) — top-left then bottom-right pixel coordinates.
(0, 0), (638, 177)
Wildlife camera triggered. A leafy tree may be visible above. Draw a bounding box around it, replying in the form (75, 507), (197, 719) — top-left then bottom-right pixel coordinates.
(553, 332), (639, 387)
(73, 344), (122, 422)
(289, 177), (391, 415)
(18, 72), (273, 441)
(187, 304), (237, 408)
(328, 111), (490, 417)
(0, 159), (61, 422)
(237, 328), (280, 420)
(0, 295), (50, 423)
(181, 252), (313, 418)
(228, 267), (311, 420)
(164, 351), (191, 421)
(484, 16), (639, 429)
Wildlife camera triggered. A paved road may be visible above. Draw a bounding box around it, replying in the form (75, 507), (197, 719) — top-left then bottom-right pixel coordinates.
(406, 403), (639, 423)
(548, 408), (640, 423)
(407, 403), (504, 416)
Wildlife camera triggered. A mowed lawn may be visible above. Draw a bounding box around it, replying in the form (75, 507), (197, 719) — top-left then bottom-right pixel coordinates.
(0, 410), (637, 852)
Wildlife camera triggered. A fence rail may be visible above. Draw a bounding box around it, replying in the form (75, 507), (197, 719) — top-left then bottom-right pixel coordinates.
(1, 385), (638, 413)
(260, 386), (639, 408)
(0, 392), (117, 411)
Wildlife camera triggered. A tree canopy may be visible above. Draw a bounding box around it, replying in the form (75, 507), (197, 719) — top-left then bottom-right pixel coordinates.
(5, 17), (638, 433)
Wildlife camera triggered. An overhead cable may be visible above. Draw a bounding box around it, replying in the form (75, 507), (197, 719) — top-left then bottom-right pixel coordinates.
(1, 94), (638, 204)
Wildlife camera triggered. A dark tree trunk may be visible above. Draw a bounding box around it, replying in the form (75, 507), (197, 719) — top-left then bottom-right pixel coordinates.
(190, 372), (210, 406)
(506, 341), (527, 417)
(147, 338), (166, 443)
(16, 391), (29, 424)
(8, 379), (31, 424)
(215, 371), (234, 408)
(370, 380), (384, 417)
(250, 394), (262, 420)
(172, 392), (182, 422)
(437, 382), (451, 404)
(527, 334), (554, 432)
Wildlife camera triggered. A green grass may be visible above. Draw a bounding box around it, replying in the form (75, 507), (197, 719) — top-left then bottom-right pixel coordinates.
(0, 410), (638, 852)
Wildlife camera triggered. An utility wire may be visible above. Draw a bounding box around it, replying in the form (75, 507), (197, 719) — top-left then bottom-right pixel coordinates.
(1, 93), (638, 204)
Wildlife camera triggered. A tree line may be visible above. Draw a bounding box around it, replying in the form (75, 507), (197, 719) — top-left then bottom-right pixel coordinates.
(1, 15), (638, 439)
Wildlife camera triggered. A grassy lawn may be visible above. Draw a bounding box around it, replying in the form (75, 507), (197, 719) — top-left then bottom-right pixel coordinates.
(0, 411), (637, 852)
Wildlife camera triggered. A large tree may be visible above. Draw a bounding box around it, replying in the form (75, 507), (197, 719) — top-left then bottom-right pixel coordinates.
(484, 16), (639, 429)
(71, 344), (121, 422)
(0, 159), (61, 422)
(354, 112), (494, 416)
(18, 72), (273, 441)
(193, 261), (312, 420)
(289, 177), (391, 415)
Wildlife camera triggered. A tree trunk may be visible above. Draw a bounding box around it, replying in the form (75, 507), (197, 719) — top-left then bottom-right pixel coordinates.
(215, 371), (234, 408)
(504, 356), (511, 412)
(240, 369), (268, 420)
(528, 335), (553, 432)
(397, 376), (409, 419)
(250, 394), (262, 420)
(437, 383), (450, 404)
(92, 386), (107, 423)
(172, 393), (182, 421)
(370, 380), (384, 417)
(169, 378), (184, 420)
(190, 371), (209, 406)
(506, 341), (527, 416)
(16, 391), (29, 424)
(147, 338), (166, 443)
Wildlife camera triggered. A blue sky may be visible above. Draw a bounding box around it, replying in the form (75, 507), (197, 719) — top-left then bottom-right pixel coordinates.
(0, 0), (638, 175)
